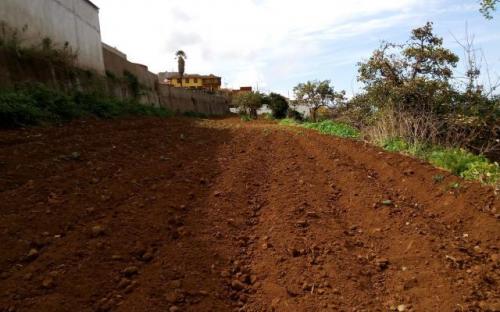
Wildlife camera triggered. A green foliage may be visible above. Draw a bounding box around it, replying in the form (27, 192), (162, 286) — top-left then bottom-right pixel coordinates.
(302, 120), (360, 138)
(266, 92), (289, 119)
(428, 148), (483, 176)
(279, 118), (299, 126)
(123, 70), (140, 98)
(382, 137), (410, 152)
(462, 160), (500, 185)
(280, 119), (359, 139)
(358, 22), (459, 114)
(240, 114), (252, 122)
(0, 85), (172, 128)
(480, 0), (499, 19)
(232, 91), (264, 118)
(293, 80), (345, 122)
(0, 92), (44, 127)
(378, 136), (499, 187)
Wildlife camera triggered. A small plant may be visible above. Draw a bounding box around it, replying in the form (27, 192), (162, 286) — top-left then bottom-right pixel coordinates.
(433, 174), (445, 183)
(279, 118), (299, 126)
(381, 199), (393, 206)
(383, 137), (409, 152)
(449, 182), (461, 190)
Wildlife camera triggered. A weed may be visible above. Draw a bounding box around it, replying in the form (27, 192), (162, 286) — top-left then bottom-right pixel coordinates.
(279, 118), (298, 126)
(432, 174), (445, 183)
(379, 137), (499, 187)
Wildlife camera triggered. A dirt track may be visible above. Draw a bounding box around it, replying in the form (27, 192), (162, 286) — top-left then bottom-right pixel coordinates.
(0, 117), (498, 312)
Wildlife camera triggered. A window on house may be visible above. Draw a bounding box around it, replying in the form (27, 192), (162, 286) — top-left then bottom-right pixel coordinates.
(177, 78), (181, 84)
(185, 78), (190, 83)
(194, 78), (198, 83)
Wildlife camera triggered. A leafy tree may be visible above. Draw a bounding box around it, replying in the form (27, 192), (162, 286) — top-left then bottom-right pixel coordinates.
(480, 0), (498, 19)
(175, 50), (186, 86)
(293, 80), (344, 122)
(358, 22), (459, 113)
(266, 92), (289, 119)
(233, 91), (263, 118)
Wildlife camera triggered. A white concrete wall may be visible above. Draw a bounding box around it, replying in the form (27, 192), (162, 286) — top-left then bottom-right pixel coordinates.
(0, 0), (104, 73)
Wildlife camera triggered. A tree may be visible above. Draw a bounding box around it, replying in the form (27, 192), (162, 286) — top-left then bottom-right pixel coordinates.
(293, 80), (340, 122)
(480, 0), (498, 19)
(233, 91), (263, 119)
(266, 93), (289, 119)
(358, 22), (459, 113)
(175, 50), (186, 87)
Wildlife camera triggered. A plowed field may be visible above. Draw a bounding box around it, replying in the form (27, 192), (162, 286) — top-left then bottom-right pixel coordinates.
(0, 117), (498, 312)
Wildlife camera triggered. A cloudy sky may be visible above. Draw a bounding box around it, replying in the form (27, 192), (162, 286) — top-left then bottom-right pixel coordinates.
(92, 0), (500, 96)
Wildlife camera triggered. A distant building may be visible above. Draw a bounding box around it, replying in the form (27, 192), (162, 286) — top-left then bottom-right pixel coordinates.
(234, 86), (253, 95)
(159, 72), (222, 91)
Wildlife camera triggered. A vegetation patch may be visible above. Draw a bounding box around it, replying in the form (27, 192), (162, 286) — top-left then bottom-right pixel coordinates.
(380, 137), (499, 187)
(279, 119), (360, 139)
(0, 84), (172, 128)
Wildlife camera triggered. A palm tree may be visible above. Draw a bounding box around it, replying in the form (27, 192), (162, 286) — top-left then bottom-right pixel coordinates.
(175, 50), (187, 87)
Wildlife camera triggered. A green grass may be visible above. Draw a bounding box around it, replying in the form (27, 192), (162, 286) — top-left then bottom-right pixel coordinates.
(381, 137), (499, 187)
(279, 118), (299, 126)
(279, 119), (360, 139)
(0, 84), (172, 128)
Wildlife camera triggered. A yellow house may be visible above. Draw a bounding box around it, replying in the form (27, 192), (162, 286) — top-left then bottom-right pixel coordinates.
(159, 72), (222, 91)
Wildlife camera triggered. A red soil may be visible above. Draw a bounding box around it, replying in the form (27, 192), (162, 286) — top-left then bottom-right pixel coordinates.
(0, 117), (498, 312)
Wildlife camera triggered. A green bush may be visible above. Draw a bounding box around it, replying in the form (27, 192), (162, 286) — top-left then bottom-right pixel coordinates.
(428, 148), (483, 176)
(27, 84), (81, 120)
(382, 137), (409, 152)
(0, 92), (45, 127)
(462, 161), (500, 185)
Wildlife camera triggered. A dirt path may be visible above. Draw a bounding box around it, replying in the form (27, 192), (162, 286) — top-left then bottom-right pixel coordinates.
(0, 117), (498, 312)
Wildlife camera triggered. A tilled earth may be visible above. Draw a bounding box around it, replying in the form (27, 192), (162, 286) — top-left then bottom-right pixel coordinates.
(0, 117), (498, 312)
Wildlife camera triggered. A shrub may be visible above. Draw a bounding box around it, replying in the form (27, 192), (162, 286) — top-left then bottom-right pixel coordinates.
(428, 148), (487, 176)
(287, 109), (304, 121)
(462, 160), (500, 185)
(0, 91), (45, 127)
(26, 84), (81, 120)
(266, 93), (289, 119)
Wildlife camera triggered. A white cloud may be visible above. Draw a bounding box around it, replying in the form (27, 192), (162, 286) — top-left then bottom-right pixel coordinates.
(92, 0), (441, 90)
